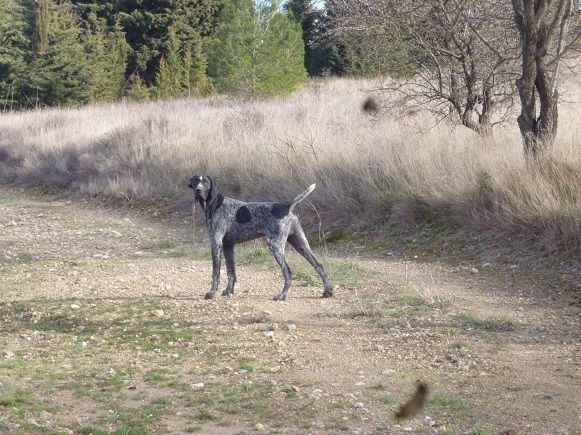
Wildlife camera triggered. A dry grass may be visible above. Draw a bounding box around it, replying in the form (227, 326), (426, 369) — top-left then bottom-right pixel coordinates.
(0, 77), (579, 251)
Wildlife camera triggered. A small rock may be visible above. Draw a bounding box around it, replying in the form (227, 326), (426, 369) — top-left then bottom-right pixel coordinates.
(3, 350), (15, 359)
(154, 310), (164, 317)
(286, 323), (297, 331)
(190, 383), (204, 390)
(254, 423), (265, 431)
(70, 304), (80, 309)
(265, 331), (275, 339)
(382, 368), (396, 375)
(170, 353), (180, 359)
(268, 323), (279, 331)
(354, 402), (365, 409)
(309, 389), (323, 400)
(106, 367), (116, 377)
(470, 267), (479, 274)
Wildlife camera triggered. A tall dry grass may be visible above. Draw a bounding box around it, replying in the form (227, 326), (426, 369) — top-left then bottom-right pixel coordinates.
(0, 77), (579, 251)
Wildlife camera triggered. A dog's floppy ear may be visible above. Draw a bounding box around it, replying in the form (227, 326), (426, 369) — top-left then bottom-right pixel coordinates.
(206, 176), (224, 217)
(188, 176), (195, 190)
(206, 176), (217, 201)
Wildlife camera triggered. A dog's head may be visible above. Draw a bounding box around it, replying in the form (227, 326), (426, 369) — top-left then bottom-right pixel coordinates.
(188, 175), (215, 210)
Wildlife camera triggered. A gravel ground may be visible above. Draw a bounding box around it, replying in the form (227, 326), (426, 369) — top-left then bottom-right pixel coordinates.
(0, 187), (579, 434)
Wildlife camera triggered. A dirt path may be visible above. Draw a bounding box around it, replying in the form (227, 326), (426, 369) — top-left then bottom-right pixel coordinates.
(1, 187), (579, 434)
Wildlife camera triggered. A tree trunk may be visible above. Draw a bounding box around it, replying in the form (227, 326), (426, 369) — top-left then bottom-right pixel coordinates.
(511, 0), (567, 158)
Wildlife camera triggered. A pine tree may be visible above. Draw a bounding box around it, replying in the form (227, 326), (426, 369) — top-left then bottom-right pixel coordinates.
(153, 27), (186, 99)
(23, 0), (93, 107)
(35, 0), (50, 53)
(285, 0), (347, 76)
(256, 3), (307, 95)
(0, 0), (31, 109)
(115, 0), (220, 87)
(206, 0), (257, 95)
(126, 73), (151, 101)
(84, 19), (129, 103)
(207, 0), (306, 97)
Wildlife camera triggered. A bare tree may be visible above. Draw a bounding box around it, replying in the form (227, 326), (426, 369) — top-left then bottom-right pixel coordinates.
(511, 0), (581, 157)
(327, 0), (520, 136)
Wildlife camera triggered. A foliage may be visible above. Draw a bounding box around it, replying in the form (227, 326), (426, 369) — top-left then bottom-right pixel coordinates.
(207, 0), (307, 96)
(0, 0), (346, 108)
(285, 0), (334, 76)
(22, 0), (93, 107)
(125, 74), (151, 102)
(0, 0), (31, 109)
(84, 19), (130, 103)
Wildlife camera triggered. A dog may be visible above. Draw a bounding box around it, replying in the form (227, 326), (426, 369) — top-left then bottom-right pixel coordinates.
(188, 175), (333, 301)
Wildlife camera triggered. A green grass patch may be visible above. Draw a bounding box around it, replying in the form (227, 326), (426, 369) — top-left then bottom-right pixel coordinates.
(239, 356), (255, 372)
(0, 387), (30, 407)
(144, 368), (174, 383)
(456, 312), (515, 333)
(78, 426), (108, 435)
(186, 381), (275, 421)
(293, 257), (374, 289)
(237, 245), (273, 265)
(429, 391), (471, 413)
(469, 427), (495, 435)
(379, 394), (395, 404)
(156, 240), (175, 250)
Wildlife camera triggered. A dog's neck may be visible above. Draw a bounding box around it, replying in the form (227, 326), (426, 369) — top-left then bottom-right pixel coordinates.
(201, 193), (224, 219)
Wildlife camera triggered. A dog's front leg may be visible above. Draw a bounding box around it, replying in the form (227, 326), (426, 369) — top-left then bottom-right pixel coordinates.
(206, 241), (222, 299)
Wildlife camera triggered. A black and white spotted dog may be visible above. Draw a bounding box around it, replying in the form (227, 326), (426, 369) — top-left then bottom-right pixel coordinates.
(188, 175), (334, 301)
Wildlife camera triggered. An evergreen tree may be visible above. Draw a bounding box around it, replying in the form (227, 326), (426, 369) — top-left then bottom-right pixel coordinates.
(255, 5), (307, 95)
(0, 0), (31, 109)
(207, 0), (306, 97)
(84, 18), (130, 103)
(22, 0), (93, 107)
(154, 27), (185, 99)
(126, 73), (151, 101)
(115, 0), (220, 87)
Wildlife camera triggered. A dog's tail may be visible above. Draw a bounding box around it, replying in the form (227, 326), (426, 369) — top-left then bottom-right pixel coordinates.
(289, 184), (315, 212)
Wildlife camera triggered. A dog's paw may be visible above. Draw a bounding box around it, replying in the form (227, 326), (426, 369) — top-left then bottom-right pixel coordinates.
(322, 289), (334, 298)
(205, 291), (216, 300)
(273, 293), (287, 302)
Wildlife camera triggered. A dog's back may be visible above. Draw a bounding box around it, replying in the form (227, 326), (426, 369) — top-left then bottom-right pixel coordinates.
(211, 198), (296, 245)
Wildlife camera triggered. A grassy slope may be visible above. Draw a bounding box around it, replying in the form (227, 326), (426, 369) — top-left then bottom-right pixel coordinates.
(0, 77), (579, 257)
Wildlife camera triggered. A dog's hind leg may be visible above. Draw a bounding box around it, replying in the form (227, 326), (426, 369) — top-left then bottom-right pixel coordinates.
(287, 224), (333, 298)
(267, 237), (293, 301)
(222, 243), (236, 296)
